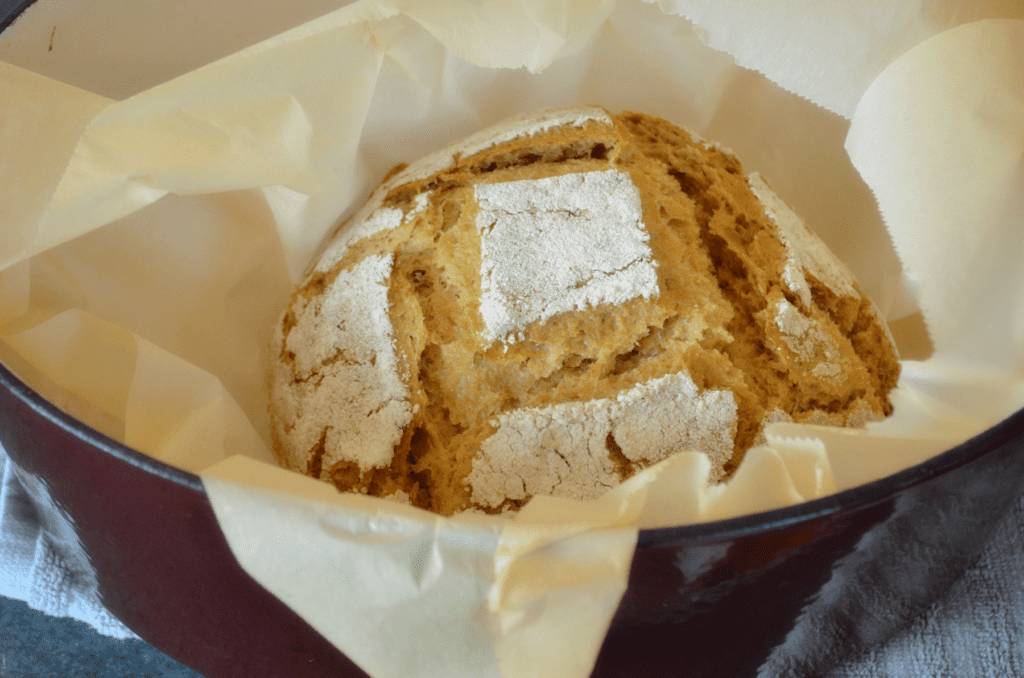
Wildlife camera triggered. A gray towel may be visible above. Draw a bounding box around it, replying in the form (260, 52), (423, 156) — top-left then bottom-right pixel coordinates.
(826, 487), (1024, 677)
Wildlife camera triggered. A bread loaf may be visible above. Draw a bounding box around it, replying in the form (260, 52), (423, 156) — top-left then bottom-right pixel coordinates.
(269, 107), (900, 516)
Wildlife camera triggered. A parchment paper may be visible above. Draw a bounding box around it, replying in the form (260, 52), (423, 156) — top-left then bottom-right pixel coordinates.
(1, 2), (1022, 676)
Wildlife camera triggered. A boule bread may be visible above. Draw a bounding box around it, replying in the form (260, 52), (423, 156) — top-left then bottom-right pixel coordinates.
(269, 106), (900, 516)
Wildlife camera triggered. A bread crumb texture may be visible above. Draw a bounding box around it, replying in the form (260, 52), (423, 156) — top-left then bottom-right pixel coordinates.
(269, 107), (900, 516)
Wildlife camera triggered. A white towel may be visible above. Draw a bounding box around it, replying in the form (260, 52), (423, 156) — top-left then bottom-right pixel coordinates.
(3, 439), (1022, 673)
(0, 442), (136, 639)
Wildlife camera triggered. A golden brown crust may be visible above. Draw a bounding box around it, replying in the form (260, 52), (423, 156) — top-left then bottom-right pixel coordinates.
(269, 107), (900, 516)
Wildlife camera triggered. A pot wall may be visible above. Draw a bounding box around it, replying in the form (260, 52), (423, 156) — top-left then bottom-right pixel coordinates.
(4, 361), (1024, 677)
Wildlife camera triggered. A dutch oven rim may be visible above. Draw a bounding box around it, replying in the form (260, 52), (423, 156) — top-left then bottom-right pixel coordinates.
(0, 0), (38, 34)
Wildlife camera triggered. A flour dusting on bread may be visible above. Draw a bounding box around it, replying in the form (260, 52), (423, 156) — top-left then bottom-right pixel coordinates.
(476, 170), (657, 345)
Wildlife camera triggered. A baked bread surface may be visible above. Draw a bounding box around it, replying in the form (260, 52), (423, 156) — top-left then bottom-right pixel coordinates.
(270, 107), (900, 516)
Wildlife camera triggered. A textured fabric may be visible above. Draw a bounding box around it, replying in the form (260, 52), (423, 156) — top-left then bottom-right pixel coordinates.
(825, 487), (1024, 677)
(757, 455), (1024, 677)
(0, 443), (136, 639)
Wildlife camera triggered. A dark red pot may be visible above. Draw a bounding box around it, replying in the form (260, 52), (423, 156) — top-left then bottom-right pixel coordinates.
(4, 3), (1024, 676)
(4, 359), (1024, 678)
